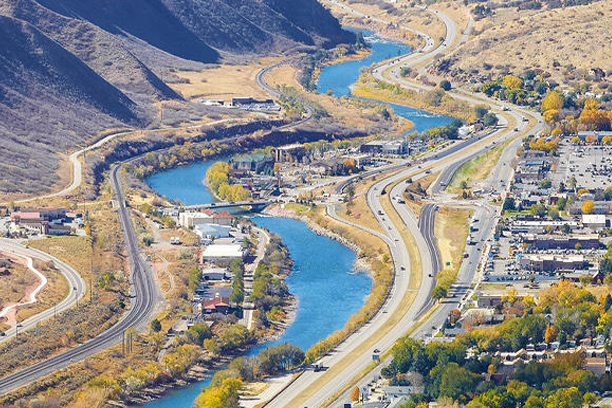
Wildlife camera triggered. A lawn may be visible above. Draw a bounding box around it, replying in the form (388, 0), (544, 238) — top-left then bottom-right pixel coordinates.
(434, 206), (472, 288)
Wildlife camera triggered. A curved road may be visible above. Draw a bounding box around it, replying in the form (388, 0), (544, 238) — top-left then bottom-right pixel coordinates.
(264, 3), (543, 408)
(0, 164), (162, 395)
(0, 239), (86, 343)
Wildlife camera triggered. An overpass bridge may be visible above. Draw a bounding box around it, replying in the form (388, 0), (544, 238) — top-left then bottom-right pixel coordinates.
(183, 199), (271, 212)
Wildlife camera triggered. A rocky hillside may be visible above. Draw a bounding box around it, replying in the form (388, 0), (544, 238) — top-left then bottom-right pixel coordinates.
(0, 0), (352, 197)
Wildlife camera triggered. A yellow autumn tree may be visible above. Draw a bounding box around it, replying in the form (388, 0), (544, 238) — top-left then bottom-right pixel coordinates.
(541, 91), (564, 112)
(582, 200), (594, 214)
(584, 98), (599, 110)
(503, 74), (523, 90)
(545, 325), (557, 343)
(350, 386), (361, 402)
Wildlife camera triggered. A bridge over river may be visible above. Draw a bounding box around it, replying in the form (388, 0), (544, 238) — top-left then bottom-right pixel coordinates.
(182, 199), (271, 212)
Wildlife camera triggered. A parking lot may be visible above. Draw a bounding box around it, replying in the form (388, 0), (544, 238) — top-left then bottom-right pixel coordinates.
(555, 144), (612, 190)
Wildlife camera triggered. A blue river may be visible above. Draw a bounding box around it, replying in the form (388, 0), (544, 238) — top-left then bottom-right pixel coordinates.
(143, 162), (370, 407)
(142, 27), (450, 408)
(316, 28), (452, 133)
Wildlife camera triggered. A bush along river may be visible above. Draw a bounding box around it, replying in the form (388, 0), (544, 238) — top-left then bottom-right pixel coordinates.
(316, 27), (453, 133)
(141, 27), (452, 408)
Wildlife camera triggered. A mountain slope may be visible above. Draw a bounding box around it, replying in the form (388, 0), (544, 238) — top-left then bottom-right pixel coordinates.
(0, 15), (141, 195)
(0, 0), (354, 197)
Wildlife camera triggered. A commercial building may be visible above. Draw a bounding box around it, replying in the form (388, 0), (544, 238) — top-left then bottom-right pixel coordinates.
(582, 214), (608, 229)
(272, 144), (306, 163)
(518, 254), (586, 272)
(201, 244), (245, 266)
(523, 234), (600, 250)
(232, 153), (274, 173)
(360, 140), (408, 155)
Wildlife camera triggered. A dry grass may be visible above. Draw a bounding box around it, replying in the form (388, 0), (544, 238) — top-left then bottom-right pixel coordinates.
(0, 260), (35, 309)
(402, 172), (439, 215)
(434, 206), (471, 287)
(166, 58), (282, 101)
(448, 141), (506, 192)
(353, 72), (473, 121)
(264, 60), (410, 130)
(337, 177), (387, 234)
(16, 259), (70, 323)
(442, 0), (612, 88)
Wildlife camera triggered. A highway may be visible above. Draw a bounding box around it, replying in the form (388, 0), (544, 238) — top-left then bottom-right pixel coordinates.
(0, 164), (162, 395)
(419, 204), (442, 275)
(0, 239), (86, 343)
(263, 2), (544, 407)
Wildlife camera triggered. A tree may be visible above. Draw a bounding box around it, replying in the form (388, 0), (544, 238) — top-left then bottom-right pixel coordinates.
(544, 325), (557, 343)
(503, 197), (516, 212)
(432, 286), (448, 301)
(150, 319), (162, 333)
(541, 91), (564, 112)
(483, 112), (499, 127)
(581, 200), (594, 214)
(438, 362), (480, 400)
(258, 343), (304, 375)
(350, 386), (361, 402)
(195, 377), (242, 408)
(439, 80), (452, 91)
(503, 74), (523, 90)
(544, 387), (582, 408)
(186, 322), (213, 345)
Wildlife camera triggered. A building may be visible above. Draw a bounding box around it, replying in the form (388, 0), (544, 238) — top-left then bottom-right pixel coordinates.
(569, 200), (611, 215)
(524, 234), (600, 250)
(232, 153), (274, 173)
(194, 224), (231, 240)
(201, 267), (230, 281)
(179, 210), (214, 228)
(582, 214), (608, 229)
(360, 140), (407, 155)
(201, 244), (245, 266)
(202, 293), (231, 314)
(179, 210), (232, 228)
(272, 144), (306, 163)
(11, 207), (67, 234)
(518, 254), (586, 272)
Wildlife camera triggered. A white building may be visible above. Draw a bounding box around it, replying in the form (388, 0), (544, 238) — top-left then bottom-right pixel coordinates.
(583, 214), (607, 230)
(201, 244), (245, 266)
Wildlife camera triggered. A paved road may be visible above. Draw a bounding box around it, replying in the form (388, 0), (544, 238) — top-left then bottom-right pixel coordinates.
(255, 60), (314, 129)
(0, 239), (86, 343)
(264, 2), (544, 407)
(419, 203), (442, 275)
(0, 165), (162, 395)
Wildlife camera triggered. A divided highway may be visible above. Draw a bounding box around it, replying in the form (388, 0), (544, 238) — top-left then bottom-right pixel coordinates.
(0, 165), (162, 395)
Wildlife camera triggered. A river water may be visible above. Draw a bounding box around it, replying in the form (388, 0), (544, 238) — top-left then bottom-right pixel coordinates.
(141, 28), (449, 408)
(316, 28), (452, 133)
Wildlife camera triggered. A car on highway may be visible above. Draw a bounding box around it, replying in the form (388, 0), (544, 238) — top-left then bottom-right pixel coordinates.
(400, 266), (406, 270)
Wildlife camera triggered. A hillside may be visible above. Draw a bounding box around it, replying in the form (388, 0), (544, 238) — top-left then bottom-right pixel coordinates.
(0, 0), (353, 198)
(431, 0), (612, 90)
(0, 15), (141, 195)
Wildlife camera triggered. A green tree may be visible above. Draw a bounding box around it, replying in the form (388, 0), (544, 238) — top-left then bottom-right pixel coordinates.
(432, 286), (448, 301)
(483, 112), (499, 127)
(186, 322), (213, 345)
(439, 80), (452, 91)
(150, 319), (162, 333)
(438, 362), (480, 400)
(258, 343), (305, 375)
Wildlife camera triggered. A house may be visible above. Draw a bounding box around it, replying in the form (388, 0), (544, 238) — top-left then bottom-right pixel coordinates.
(201, 244), (245, 266)
(272, 144), (306, 163)
(179, 210), (215, 228)
(47, 224), (72, 236)
(202, 293), (231, 314)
